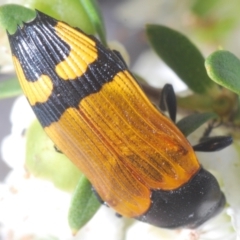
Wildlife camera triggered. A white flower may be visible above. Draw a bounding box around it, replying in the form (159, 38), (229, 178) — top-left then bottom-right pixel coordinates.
(132, 50), (187, 91)
(125, 208), (235, 240)
(0, 97), (124, 240)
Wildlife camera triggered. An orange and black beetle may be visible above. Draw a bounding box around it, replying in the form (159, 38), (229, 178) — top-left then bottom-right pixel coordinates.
(8, 10), (231, 229)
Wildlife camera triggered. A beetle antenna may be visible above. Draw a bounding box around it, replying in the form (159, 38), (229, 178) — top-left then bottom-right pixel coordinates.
(193, 136), (232, 152)
(159, 84), (176, 122)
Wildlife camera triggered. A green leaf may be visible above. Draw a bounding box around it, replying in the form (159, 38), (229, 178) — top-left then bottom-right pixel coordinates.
(146, 24), (215, 94)
(27, 0), (95, 34)
(191, 0), (220, 17)
(0, 1), (96, 35)
(26, 120), (82, 192)
(205, 50), (240, 95)
(0, 78), (22, 99)
(176, 112), (218, 137)
(68, 175), (101, 234)
(0, 4), (36, 34)
(80, 0), (107, 46)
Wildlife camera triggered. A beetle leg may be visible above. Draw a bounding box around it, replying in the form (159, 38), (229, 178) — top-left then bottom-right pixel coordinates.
(159, 84), (176, 122)
(199, 120), (222, 142)
(54, 145), (62, 153)
(193, 136), (232, 152)
(91, 186), (122, 216)
(91, 186), (108, 206)
(115, 213), (122, 218)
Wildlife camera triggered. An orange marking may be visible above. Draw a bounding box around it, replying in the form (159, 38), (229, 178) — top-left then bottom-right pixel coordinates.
(13, 56), (53, 105)
(54, 22), (98, 80)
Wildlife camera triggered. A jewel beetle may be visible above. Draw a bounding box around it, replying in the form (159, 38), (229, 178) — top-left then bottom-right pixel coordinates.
(7, 10), (232, 229)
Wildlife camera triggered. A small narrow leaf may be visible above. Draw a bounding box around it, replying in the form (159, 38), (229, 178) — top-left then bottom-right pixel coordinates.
(205, 50), (240, 95)
(68, 175), (101, 235)
(146, 25), (215, 94)
(177, 112), (218, 137)
(80, 0), (107, 46)
(0, 4), (36, 34)
(0, 78), (22, 99)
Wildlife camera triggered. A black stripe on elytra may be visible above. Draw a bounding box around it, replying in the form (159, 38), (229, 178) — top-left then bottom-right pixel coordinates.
(8, 11), (128, 128)
(136, 168), (225, 229)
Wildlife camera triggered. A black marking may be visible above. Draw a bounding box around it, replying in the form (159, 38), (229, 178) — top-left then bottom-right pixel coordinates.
(112, 50), (128, 68)
(8, 11), (128, 127)
(9, 12), (69, 81)
(136, 168), (225, 229)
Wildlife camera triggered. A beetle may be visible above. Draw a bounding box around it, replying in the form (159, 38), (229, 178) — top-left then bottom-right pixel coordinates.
(7, 10), (232, 229)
